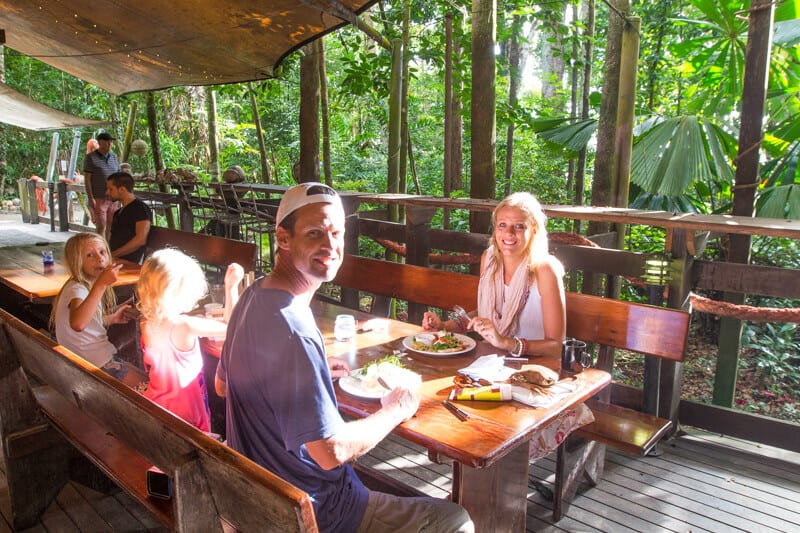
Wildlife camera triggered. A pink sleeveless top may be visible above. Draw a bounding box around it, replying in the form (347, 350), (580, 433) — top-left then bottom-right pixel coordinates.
(142, 330), (210, 432)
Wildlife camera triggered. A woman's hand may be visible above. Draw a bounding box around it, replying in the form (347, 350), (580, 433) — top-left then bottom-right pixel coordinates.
(422, 311), (444, 331)
(468, 316), (511, 351)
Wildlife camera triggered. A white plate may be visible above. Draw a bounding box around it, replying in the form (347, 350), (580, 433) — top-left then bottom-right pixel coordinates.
(402, 333), (476, 357)
(338, 372), (386, 400)
(338, 365), (421, 400)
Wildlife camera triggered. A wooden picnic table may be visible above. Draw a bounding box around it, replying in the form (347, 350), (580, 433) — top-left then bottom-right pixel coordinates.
(0, 242), (140, 302)
(203, 297), (610, 532)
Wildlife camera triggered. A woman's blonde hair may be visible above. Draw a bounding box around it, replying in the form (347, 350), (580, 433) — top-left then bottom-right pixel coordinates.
(50, 232), (117, 328)
(137, 248), (208, 324)
(489, 192), (551, 274)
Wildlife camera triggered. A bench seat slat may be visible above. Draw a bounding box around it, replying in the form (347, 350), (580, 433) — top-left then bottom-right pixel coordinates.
(575, 399), (673, 456)
(31, 385), (174, 528)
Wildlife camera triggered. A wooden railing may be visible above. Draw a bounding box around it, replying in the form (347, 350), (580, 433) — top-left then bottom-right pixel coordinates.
(18, 180), (800, 451)
(343, 195), (800, 453)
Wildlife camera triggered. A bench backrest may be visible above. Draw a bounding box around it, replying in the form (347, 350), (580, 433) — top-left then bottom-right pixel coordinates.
(333, 254), (689, 362)
(334, 255), (479, 311)
(0, 308), (317, 532)
(146, 226), (257, 272)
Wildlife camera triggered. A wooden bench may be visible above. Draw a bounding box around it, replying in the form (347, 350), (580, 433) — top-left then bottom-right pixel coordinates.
(0, 308), (318, 532)
(146, 225), (257, 273)
(330, 254), (690, 520)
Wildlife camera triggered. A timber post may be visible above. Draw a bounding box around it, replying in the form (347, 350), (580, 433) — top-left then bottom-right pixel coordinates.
(404, 205), (436, 323)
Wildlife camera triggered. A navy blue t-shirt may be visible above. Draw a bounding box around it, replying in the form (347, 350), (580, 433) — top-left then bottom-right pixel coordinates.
(218, 287), (368, 533)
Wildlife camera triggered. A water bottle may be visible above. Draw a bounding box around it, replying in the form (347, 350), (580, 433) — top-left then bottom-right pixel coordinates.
(334, 314), (356, 341)
(42, 250), (55, 270)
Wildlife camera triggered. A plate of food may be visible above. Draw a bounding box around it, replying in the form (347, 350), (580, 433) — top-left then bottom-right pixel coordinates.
(338, 356), (421, 400)
(402, 332), (476, 357)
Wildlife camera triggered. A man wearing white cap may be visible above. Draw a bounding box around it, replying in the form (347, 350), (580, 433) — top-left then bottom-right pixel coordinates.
(216, 183), (473, 533)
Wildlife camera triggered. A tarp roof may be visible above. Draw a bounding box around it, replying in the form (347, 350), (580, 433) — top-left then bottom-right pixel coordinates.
(0, 81), (110, 130)
(0, 0), (378, 95)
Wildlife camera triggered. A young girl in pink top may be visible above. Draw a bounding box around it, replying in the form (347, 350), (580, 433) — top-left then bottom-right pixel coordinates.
(137, 248), (243, 431)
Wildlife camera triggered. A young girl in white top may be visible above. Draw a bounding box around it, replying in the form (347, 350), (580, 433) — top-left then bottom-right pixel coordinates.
(137, 248), (243, 431)
(51, 232), (136, 384)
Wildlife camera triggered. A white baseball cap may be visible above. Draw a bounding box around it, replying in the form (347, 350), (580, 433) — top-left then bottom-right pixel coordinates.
(276, 182), (342, 226)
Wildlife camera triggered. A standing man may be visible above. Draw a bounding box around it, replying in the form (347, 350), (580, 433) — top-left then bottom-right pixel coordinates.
(216, 183), (473, 533)
(83, 132), (120, 240)
(106, 172), (152, 264)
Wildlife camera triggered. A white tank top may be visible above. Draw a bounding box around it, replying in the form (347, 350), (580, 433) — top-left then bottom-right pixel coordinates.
(504, 278), (544, 339)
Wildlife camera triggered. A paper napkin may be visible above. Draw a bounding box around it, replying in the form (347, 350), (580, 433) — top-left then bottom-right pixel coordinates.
(458, 354), (516, 383)
(510, 380), (578, 409)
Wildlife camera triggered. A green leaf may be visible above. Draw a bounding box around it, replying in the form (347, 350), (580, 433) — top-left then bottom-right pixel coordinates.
(631, 116), (736, 196)
(774, 20), (800, 47)
(534, 118), (597, 152)
(757, 185), (800, 219)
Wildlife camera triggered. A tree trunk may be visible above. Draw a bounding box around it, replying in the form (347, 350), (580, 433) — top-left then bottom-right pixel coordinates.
(121, 102), (137, 163)
(612, 17), (640, 211)
(584, 0), (627, 297)
(160, 92), (175, 137)
(146, 93), (164, 173)
(470, 0), (496, 234)
(453, 29), (464, 192)
(504, 15), (522, 198)
(318, 44), (332, 187)
(398, 0), (411, 202)
(540, 4), (567, 102)
(387, 39), (404, 223)
(0, 44), (6, 200)
(444, 13), (454, 229)
(590, 0), (628, 231)
(206, 87), (220, 181)
(146, 91), (175, 229)
(646, 1), (672, 111)
(108, 95), (120, 150)
(299, 41), (321, 183)
(566, 4), (579, 203)
(248, 82), (271, 184)
(714, 0), (775, 408)
(573, 0), (595, 235)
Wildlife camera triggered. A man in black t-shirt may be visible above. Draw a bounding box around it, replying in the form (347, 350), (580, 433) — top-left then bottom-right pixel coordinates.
(106, 172), (152, 264)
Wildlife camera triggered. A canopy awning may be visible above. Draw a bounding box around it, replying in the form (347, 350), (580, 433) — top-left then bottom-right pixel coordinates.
(0, 0), (377, 95)
(0, 81), (110, 130)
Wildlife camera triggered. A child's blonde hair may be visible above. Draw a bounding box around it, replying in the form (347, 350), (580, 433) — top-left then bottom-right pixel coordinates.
(137, 248), (208, 323)
(50, 232), (117, 328)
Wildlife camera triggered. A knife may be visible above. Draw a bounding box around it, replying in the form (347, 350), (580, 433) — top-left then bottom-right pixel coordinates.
(442, 400), (470, 421)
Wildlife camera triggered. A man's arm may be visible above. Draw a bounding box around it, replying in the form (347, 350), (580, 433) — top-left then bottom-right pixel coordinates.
(111, 219), (151, 259)
(305, 387), (418, 470)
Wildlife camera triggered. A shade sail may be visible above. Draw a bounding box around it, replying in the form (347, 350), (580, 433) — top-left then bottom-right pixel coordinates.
(0, 0), (377, 95)
(0, 81), (110, 130)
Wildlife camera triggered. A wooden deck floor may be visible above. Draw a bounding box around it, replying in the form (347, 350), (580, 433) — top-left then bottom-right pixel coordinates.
(2, 429), (798, 532)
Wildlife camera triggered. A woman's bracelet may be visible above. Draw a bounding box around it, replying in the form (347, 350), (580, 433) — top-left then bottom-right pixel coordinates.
(511, 336), (524, 357)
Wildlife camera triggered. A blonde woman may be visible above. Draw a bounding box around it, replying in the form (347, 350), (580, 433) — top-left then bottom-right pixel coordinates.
(423, 192), (591, 461)
(50, 232), (135, 382)
(137, 248), (243, 431)
(424, 192), (566, 360)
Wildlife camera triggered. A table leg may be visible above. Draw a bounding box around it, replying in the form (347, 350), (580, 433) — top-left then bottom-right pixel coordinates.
(451, 442), (529, 533)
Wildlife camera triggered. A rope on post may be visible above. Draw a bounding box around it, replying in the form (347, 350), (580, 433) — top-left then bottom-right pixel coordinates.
(689, 292), (800, 324)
